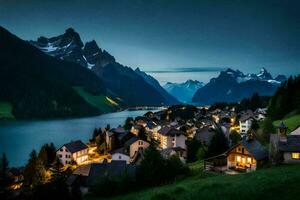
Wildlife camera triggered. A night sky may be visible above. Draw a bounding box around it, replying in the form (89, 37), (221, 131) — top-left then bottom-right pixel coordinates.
(1, 0), (300, 81)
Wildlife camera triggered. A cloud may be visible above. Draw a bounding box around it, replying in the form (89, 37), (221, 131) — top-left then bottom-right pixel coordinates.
(144, 67), (225, 73)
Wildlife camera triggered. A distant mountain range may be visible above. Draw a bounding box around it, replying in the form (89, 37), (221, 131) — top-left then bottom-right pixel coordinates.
(31, 28), (178, 106)
(163, 80), (204, 103)
(192, 68), (287, 105)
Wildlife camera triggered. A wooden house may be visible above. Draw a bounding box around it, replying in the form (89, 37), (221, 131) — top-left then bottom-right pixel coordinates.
(227, 139), (268, 172)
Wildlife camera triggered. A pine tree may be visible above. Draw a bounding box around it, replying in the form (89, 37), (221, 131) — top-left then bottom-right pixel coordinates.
(206, 128), (229, 157)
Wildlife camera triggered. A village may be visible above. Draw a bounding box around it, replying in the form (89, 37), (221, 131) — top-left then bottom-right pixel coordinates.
(4, 104), (300, 198)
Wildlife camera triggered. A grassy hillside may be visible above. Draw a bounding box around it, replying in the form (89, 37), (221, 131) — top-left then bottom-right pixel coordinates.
(0, 102), (14, 119)
(74, 87), (120, 113)
(273, 113), (300, 133)
(87, 164), (300, 200)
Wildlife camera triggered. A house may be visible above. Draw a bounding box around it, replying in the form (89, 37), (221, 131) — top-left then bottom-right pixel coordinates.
(105, 127), (133, 151)
(160, 147), (186, 162)
(110, 147), (130, 164)
(270, 122), (300, 164)
(124, 137), (150, 162)
(69, 161), (136, 194)
(227, 139), (268, 172)
(239, 110), (255, 135)
(157, 126), (187, 149)
(56, 140), (88, 165)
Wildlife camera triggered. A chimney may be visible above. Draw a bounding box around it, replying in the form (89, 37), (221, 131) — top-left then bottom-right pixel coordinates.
(278, 121), (287, 143)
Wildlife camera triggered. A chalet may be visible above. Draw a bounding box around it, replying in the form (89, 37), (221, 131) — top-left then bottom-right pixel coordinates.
(110, 147), (130, 164)
(124, 137), (150, 162)
(270, 122), (300, 164)
(157, 126), (187, 149)
(239, 110), (255, 135)
(56, 140), (88, 165)
(227, 139), (268, 172)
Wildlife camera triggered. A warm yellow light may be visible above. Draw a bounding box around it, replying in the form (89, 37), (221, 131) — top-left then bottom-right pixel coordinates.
(236, 156), (241, 162)
(247, 157), (251, 163)
(292, 152), (300, 159)
(242, 157), (246, 164)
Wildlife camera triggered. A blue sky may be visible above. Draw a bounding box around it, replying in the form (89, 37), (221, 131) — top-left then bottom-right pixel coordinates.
(1, 0), (300, 83)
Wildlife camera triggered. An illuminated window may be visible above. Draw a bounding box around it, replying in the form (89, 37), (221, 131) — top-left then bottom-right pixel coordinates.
(247, 157), (252, 163)
(236, 156), (241, 162)
(242, 157), (246, 164)
(292, 152), (300, 159)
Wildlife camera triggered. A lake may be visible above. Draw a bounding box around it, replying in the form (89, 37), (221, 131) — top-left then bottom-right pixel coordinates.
(0, 110), (153, 167)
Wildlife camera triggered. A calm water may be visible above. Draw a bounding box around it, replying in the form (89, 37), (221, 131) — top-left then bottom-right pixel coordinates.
(0, 110), (153, 167)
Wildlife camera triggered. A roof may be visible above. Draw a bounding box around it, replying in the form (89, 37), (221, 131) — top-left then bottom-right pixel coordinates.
(160, 147), (186, 157)
(124, 137), (139, 147)
(239, 112), (254, 122)
(124, 137), (148, 147)
(278, 121), (287, 129)
(278, 135), (300, 152)
(110, 147), (129, 156)
(291, 126), (300, 135)
(73, 161), (136, 186)
(63, 140), (88, 153)
(117, 131), (133, 142)
(239, 139), (268, 161)
(158, 126), (185, 137)
(110, 127), (126, 134)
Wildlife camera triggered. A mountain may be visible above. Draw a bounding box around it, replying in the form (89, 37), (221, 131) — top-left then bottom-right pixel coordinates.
(192, 68), (287, 105)
(163, 80), (204, 103)
(134, 68), (178, 104)
(31, 28), (174, 106)
(0, 26), (110, 119)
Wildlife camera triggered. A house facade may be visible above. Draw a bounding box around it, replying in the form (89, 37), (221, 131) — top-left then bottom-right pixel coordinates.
(270, 122), (300, 164)
(124, 137), (150, 159)
(111, 147), (130, 164)
(157, 126), (187, 149)
(227, 139), (268, 172)
(57, 140), (88, 165)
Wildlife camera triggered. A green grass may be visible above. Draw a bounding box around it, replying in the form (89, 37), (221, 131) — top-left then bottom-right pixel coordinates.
(73, 87), (120, 113)
(86, 164), (300, 200)
(273, 114), (300, 133)
(0, 102), (14, 119)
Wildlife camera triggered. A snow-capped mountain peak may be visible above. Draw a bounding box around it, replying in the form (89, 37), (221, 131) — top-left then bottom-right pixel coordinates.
(220, 68), (285, 85)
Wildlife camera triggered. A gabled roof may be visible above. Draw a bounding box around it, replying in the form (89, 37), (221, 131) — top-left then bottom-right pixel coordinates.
(124, 137), (148, 147)
(158, 126), (185, 137)
(278, 135), (300, 152)
(62, 140), (88, 153)
(237, 139), (268, 161)
(73, 161), (136, 186)
(110, 147), (129, 156)
(291, 126), (300, 135)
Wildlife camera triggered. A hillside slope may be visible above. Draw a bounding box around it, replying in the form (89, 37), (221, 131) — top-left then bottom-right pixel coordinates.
(0, 26), (108, 119)
(31, 28), (176, 106)
(88, 164), (300, 200)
